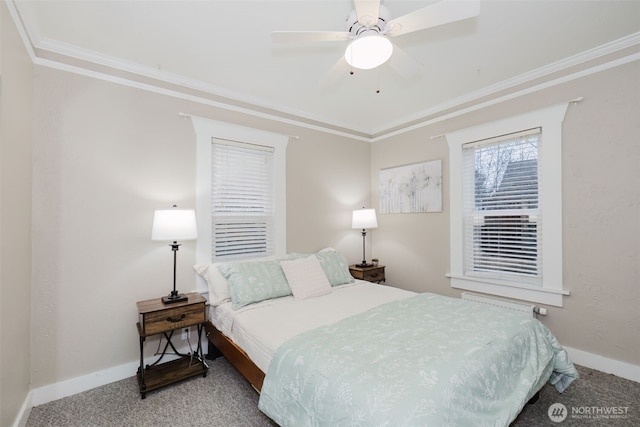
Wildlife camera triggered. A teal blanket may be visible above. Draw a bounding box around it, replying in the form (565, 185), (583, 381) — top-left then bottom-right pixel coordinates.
(259, 293), (578, 426)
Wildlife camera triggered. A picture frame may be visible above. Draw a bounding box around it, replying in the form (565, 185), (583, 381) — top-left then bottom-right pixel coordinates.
(379, 159), (442, 214)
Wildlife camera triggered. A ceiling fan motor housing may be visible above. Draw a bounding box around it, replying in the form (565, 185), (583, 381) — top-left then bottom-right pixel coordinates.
(345, 5), (391, 37)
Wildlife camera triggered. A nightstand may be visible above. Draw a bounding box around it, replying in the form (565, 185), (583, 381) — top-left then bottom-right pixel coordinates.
(349, 264), (385, 284)
(136, 292), (208, 398)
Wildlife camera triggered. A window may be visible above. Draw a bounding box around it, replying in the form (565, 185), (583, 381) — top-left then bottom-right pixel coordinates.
(463, 129), (541, 284)
(191, 117), (288, 270)
(446, 104), (569, 307)
(211, 140), (275, 259)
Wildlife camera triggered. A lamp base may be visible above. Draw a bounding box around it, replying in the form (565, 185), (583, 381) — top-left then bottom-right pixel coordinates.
(356, 262), (373, 268)
(162, 293), (188, 304)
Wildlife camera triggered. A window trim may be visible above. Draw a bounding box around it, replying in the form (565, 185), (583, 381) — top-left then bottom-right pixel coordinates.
(446, 103), (570, 307)
(191, 117), (288, 278)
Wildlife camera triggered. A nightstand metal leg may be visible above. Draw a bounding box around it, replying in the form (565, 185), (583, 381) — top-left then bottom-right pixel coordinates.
(138, 335), (146, 398)
(196, 324), (209, 369)
(147, 330), (177, 367)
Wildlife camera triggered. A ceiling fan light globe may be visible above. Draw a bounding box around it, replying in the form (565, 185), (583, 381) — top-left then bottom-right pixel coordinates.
(344, 32), (393, 70)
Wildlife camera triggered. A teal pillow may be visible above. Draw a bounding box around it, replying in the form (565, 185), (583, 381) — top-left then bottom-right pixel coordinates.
(286, 252), (310, 260)
(218, 260), (292, 309)
(315, 251), (355, 286)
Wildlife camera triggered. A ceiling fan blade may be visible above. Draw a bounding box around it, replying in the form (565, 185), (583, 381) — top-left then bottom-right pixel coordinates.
(354, 0), (381, 27)
(319, 57), (351, 89)
(272, 31), (351, 43)
(388, 45), (422, 79)
(385, 0), (480, 36)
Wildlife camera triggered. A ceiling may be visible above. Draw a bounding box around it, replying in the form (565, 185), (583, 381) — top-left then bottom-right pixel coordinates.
(10, 0), (640, 140)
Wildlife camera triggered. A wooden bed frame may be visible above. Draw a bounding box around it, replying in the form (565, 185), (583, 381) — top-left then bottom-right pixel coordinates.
(204, 320), (265, 391)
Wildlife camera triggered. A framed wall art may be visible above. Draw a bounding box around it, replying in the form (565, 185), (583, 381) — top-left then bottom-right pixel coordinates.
(379, 159), (442, 214)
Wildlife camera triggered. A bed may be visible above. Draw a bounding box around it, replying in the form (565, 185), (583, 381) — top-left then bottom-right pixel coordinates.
(195, 250), (578, 426)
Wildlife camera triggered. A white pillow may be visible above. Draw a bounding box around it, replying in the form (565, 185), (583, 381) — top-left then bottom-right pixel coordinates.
(280, 255), (332, 300)
(194, 263), (231, 306)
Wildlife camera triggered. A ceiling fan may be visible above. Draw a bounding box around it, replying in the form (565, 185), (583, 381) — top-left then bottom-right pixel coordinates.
(272, 0), (481, 80)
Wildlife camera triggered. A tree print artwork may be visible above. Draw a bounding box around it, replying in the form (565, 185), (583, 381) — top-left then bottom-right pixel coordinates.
(379, 160), (442, 213)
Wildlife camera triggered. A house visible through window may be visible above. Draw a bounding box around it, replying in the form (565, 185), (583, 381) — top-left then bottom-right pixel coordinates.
(446, 104), (569, 307)
(463, 129), (541, 285)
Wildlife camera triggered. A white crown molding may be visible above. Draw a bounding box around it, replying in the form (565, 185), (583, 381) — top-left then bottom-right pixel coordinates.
(33, 53), (372, 143)
(373, 50), (640, 142)
(34, 37), (369, 138)
(4, 0), (37, 62)
(372, 32), (640, 139)
(8, 2), (640, 141)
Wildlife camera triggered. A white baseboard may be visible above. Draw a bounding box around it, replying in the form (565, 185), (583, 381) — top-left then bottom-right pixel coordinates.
(13, 344), (638, 426)
(29, 333), (208, 407)
(13, 360), (138, 427)
(31, 360), (140, 406)
(13, 391), (32, 427)
(564, 346), (640, 383)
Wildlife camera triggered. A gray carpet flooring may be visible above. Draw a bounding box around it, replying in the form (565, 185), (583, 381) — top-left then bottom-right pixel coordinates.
(27, 359), (639, 426)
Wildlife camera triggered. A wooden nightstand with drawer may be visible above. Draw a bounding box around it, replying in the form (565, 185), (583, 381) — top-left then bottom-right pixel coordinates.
(349, 265), (385, 284)
(136, 292), (208, 398)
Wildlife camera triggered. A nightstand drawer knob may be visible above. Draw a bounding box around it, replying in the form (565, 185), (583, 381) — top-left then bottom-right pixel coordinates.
(167, 314), (186, 323)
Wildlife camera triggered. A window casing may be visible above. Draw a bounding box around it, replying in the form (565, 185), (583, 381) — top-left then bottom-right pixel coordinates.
(191, 117), (288, 285)
(446, 104), (569, 307)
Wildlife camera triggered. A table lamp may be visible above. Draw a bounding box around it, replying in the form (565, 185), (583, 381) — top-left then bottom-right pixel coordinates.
(352, 207), (378, 268)
(151, 205), (198, 304)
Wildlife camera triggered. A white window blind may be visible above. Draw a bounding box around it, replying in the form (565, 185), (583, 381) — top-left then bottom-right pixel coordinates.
(462, 128), (542, 285)
(211, 139), (275, 260)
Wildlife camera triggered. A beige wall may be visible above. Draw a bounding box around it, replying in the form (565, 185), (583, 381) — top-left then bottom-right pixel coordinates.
(286, 129), (374, 253)
(0, 2), (34, 425)
(29, 67), (371, 388)
(371, 62), (640, 366)
(5, 8), (638, 407)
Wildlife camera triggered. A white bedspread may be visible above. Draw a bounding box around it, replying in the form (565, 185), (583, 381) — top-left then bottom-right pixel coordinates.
(209, 280), (415, 373)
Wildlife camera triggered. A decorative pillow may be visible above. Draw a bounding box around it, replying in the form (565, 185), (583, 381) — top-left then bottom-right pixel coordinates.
(286, 252), (311, 260)
(280, 256), (332, 300)
(193, 263), (231, 306)
(194, 256), (280, 306)
(315, 250), (355, 286)
(288, 247), (335, 259)
(218, 260), (292, 309)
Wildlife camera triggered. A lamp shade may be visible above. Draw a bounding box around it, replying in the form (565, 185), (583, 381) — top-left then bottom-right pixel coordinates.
(352, 208), (378, 229)
(345, 30), (393, 70)
(151, 208), (198, 241)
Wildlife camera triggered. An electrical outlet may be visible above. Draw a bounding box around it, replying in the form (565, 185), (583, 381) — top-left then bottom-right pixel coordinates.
(181, 328), (190, 340)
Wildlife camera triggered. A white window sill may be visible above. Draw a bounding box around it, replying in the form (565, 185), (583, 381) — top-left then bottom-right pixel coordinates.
(447, 274), (569, 307)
